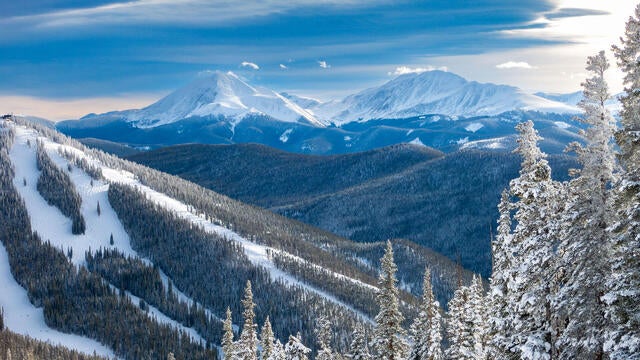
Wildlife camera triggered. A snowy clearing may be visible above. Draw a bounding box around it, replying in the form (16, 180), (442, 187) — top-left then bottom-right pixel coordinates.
(0, 241), (117, 359)
(464, 122), (484, 133)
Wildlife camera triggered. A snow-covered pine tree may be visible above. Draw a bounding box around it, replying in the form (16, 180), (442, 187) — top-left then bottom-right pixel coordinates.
(503, 120), (563, 359)
(554, 50), (616, 360)
(261, 316), (275, 360)
(285, 334), (311, 360)
(373, 241), (408, 360)
(267, 339), (286, 360)
(445, 282), (474, 359)
(469, 275), (489, 359)
(409, 267), (443, 360)
(315, 316), (336, 360)
(605, 5), (640, 358)
(223, 307), (236, 360)
(347, 324), (371, 360)
(236, 281), (258, 360)
(487, 190), (515, 358)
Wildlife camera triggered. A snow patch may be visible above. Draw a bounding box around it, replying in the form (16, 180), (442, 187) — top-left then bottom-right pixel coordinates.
(554, 121), (571, 129)
(0, 233), (117, 358)
(464, 122), (484, 133)
(279, 128), (293, 143)
(408, 137), (426, 147)
(456, 137), (469, 145)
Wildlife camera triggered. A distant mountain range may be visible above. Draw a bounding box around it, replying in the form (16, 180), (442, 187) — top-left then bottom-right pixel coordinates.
(52, 69), (615, 154)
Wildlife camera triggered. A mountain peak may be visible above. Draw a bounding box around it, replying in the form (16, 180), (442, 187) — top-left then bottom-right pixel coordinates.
(125, 70), (323, 128)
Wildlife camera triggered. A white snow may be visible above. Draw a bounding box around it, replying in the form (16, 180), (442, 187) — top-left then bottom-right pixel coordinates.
(465, 122), (484, 133)
(124, 71), (325, 128)
(0, 236), (117, 358)
(10, 126), (138, 266)
(344, 135), (352, 141)
(461, 137), (508, 150)
(8, 125), (219, 346)
(408, 137), (426, 147)
(554, 121), (571, 129)
(456, 137), (470, 145)
(311, 70), (579, 125)
(280, 128), (293, 143)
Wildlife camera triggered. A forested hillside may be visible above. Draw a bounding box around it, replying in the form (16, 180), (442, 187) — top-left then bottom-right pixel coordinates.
(129, 142), (576, 276)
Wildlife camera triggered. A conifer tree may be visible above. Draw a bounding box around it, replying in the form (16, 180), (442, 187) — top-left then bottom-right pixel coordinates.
(373, 241), (408, 360)
(487, 190), (514, 358)
(469, 275), (488, 359)
(267, 339), (286, 360)
(223, 307), (235, 360)
(446, 283), (474, 359)
(502, 120), (562, 359)
(347, 324), (371, 360)
(261, 316), (275, 360)
(285, 334), (311, 360)
(315, 316), (335, 360)
(409, 267), (443, 360)
(605, 5), (640, 357)
(554, 50), (616, 359)
(236, 281), (258, 360)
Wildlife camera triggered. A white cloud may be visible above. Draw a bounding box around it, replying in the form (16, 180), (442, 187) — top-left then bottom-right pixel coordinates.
(388, 65), (448, 76)
(318, 60), (330, 69)
(496, 61), (536, 69)
(279, 64), (288, 69)
(241, 61), (260, 70)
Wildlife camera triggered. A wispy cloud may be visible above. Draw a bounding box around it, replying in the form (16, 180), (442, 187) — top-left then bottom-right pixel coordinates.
(388, 65), (448, 76)
(241, 61), (259, 70)
(279, 64), (288, 69)
(495, 61), (536, 69)
(6, 0), (384, 29)
(318, 60), (330, 69)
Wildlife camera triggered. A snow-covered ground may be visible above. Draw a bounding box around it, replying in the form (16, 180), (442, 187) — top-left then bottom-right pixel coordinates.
(6, 125), (222, 348)
(0, 242), (117, 359)
(9, 122), (373, 328)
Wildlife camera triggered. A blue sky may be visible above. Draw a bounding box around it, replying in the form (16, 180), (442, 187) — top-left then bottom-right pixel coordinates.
(0, 0), (635, 119)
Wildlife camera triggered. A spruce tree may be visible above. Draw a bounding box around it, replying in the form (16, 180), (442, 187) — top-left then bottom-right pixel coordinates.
(502, 120), (562, 359)
(605, 5), (640, 358)
(409, 267), (443, 360)
(347, 324), (371, 360)
(554, 50), (616, 359)
(261, 316), (275, 360)
(315, 316), (335, 360)
(285, 334), (311, 360)
(446, 283), (474, 360)
(373, 241), (408, 360)
(267, 339), (286, 360)
(487, 190), (514, 358)
(236, 281), (258, 360)
(223, 307), (235, 360)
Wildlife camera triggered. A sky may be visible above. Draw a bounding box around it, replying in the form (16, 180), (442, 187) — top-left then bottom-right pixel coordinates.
(0, 0), (636, 120)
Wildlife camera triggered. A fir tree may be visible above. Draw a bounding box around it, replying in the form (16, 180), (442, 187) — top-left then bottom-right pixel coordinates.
(97, 201), (101, 216)
(347, 324), (371, 360)
(373, 241), (408, 360)
(555, 50), (616, 360)
(284, 334), (311, 360)
(223, 307), (235, 360)
(502, 120), (562, 359)
(261, 316), (275, 360)
(315, 316), (335, 360)
(446, 283), (474, 359)
(605, 5), (640, 358)
(236, 280), (258, 360)
(267, 339), (286, 360)
(236, 281), (258, 360)
(487, 190), (514, 358)
(409, 267), (443, 360)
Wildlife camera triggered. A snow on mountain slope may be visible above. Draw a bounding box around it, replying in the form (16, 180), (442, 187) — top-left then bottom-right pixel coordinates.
(312, 71), (578, 125)
(0, 241), (118, 359)
(9, 121), (374, 321)
(535, 90), (622, 114)
(123, 71), (324, 128)
(9, 125), (220, 344)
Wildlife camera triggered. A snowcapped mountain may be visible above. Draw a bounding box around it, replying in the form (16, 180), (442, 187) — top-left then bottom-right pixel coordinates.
(535, 90), (622, 114)
(101, 71), (323, 128)
(312, 71), (579, 125)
